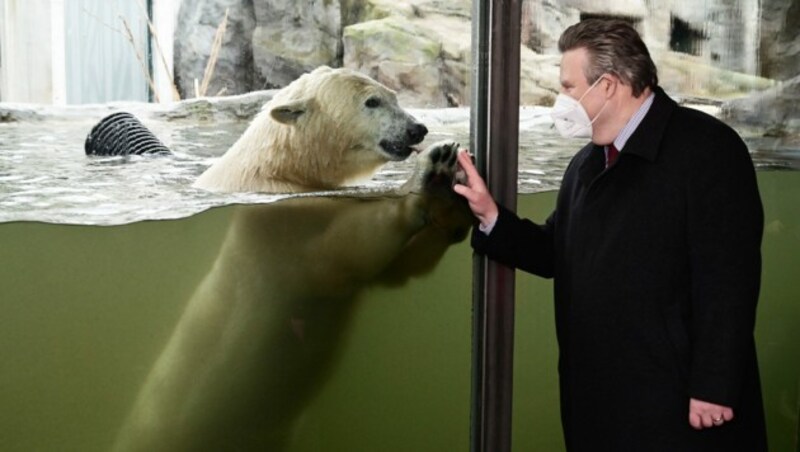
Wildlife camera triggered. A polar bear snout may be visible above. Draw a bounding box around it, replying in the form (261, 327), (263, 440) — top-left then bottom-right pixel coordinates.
(379, 121), (429, 161)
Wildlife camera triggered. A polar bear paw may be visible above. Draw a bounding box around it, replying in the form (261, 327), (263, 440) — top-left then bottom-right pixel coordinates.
(403, 140), (465, 195)
(399, 140), (473, 237)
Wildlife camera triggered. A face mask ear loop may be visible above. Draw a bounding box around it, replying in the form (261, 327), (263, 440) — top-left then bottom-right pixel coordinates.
(589, 100), (609, 125)
(579, 75), (610, 125)
(577, 75), (607, 104)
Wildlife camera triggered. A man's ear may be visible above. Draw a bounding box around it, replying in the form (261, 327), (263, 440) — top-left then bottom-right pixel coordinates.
(604, 74), (620, 99)
(270, 98), (311, 124)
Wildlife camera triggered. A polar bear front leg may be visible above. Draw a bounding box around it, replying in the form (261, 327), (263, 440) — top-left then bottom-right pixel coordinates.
(375, 141), (473, 284)
(399, 140), (472, 232)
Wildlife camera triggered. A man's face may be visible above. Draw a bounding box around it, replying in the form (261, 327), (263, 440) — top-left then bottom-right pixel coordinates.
(558, 48), (591, 98)
(558, 47), (610, 138)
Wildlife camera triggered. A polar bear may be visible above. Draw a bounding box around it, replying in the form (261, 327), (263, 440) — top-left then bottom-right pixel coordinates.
(193, 66), (430, 193)
(113, 67), (472, 451)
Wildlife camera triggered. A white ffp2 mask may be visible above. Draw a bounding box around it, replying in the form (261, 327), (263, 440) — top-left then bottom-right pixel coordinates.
(550, 76), (608, 139)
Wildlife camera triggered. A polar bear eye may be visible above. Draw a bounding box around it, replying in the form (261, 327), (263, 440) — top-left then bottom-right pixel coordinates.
(364, 97), (381, 108)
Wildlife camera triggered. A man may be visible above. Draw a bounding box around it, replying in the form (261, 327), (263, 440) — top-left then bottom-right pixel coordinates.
(454, 19), (767, 451)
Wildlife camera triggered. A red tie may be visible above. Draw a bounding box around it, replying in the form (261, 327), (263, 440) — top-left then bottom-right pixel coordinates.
(606, 144), (619, 168)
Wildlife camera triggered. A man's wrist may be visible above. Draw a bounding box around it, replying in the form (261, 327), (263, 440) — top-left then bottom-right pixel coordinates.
(478, 210), (499, 235)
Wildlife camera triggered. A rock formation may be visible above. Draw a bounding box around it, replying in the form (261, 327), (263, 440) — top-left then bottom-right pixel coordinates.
(172, 0), (798, 107)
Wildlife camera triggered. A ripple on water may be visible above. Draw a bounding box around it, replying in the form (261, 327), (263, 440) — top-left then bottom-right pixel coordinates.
(0, 108), (796, 226)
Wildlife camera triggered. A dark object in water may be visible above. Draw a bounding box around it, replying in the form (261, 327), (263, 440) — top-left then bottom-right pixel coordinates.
(85, 112), (171, 156)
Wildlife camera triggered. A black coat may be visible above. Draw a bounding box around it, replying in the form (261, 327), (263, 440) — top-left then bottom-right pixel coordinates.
(472, 87), (767, 451)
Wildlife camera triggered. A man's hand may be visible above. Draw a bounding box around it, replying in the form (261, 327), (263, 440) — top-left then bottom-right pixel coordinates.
(453, 150), (499, 229)
(689, 398), (734, 429)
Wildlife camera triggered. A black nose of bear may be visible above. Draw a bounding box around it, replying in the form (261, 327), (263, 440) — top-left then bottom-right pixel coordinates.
(407, 123), (428, 144)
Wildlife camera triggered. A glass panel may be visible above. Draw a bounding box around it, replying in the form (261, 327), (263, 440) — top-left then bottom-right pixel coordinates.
(1, 0), (797, 451)
(512, 172), (800, 451)
(0, 2), (476, 450)
(0, 204), (474, 451)
(1, 100), (475, 451)
(514, 1), (799, 450)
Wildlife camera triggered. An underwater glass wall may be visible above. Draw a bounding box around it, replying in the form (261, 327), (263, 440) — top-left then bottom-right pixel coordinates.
(0, 0), (798, 451)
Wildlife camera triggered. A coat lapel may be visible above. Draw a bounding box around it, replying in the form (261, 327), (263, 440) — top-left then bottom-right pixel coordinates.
(577, 143), (605, 187)
(618, 86), (678, 164)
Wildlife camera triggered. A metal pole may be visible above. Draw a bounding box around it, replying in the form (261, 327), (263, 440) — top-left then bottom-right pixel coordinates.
(469, 1), (522, 452)
(469, 0), (490, 448)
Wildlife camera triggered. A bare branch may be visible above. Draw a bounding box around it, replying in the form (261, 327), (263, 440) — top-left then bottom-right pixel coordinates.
(120, 16), (160, 103)
(199, 8), (229, 97)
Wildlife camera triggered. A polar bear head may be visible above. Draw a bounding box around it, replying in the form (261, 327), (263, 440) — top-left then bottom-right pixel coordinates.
(194, 66), (428, 193)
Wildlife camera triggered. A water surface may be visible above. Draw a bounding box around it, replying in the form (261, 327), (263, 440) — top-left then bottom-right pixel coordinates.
(6, 102), (793, 226)
(0, 106), (798, 451)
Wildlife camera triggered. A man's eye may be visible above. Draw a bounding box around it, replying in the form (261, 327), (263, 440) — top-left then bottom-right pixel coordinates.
(365, 97), (381, 108)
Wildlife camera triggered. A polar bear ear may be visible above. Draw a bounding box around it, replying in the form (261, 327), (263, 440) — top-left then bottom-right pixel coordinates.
(270, 99), (311, 125)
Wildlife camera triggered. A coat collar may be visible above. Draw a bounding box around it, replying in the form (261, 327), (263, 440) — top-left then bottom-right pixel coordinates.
(576, 86), (678, 185)
(619, 86), (677, 163)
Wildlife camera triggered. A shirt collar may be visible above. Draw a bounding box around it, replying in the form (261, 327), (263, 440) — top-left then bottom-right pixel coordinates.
(612, 92), (655, 152)
(580, 87), (677, 184)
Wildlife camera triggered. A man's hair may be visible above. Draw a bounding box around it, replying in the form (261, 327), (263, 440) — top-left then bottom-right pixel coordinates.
(558, 18), (658, 97)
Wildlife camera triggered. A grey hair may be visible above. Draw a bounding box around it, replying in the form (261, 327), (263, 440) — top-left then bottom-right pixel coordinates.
(558, 18), (658, 97)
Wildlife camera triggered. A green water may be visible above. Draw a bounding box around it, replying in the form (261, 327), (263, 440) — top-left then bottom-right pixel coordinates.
(510, 171), (800, 452)
(0, 171), (798, 451)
